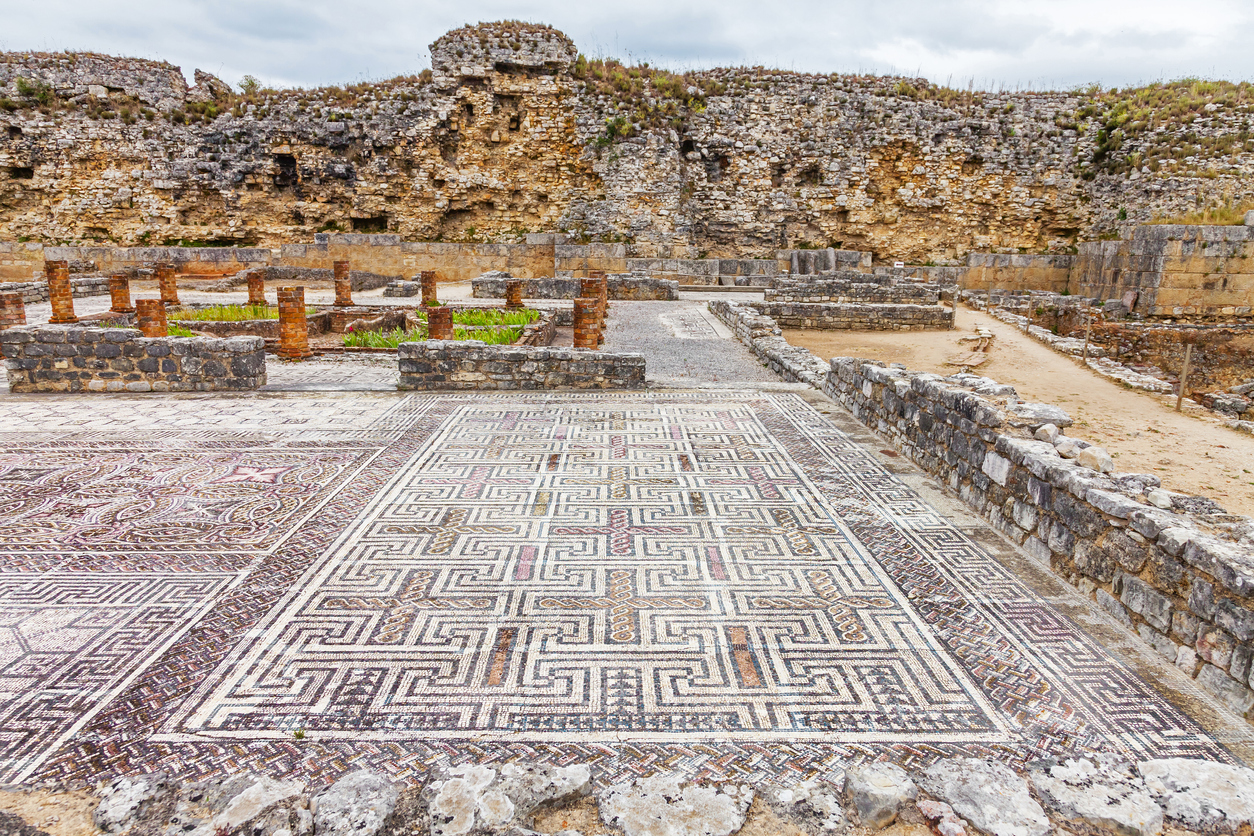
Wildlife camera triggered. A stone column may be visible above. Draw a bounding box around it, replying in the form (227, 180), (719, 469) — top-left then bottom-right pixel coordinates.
(420, 271), (438, 307)
(247, 274), (267, 306)
(505, 280), (524, 310)
(157, 262), (179, 306)
(109, 273), (134, 313)
(135, 298), (168, 337)
(46, 260), (78, 324)
(277, 287), (313, 360)
(0, 293), (26, 331)
(427, 305), (453, 340)
(573, 297), (599, 349)
(333, 260), (353, 307)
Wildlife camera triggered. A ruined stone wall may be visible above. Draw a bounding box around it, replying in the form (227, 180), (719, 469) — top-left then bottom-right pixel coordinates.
(3, 23), (1252, 264)
(964, 253), (1075, 294)
(1074, 225), (1254, 317)
(397, 340), (644, 390)
(751, 300), (954, 330)
(764, 280), (940, 304)
(1, 324), (265, 392)
(471, 275), (678, 300)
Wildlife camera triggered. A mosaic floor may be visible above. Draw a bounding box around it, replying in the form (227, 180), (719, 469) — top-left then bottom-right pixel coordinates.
(0, 390), (1232, 788)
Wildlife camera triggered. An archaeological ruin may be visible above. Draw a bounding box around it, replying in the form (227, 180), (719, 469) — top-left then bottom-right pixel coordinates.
(3, 20), (1254, 836)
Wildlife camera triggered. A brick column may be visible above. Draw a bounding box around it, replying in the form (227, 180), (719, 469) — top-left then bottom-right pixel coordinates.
(277, 287), (313, 360)
(505, 280), (524, 310)
(597, 277), (609, 345)
(427, 305), (453, 340)
(157, 262), (179, 306)
(0, 293), (26, 331)
(247, 274), (267, 306)
(333, 260), (353, 307)
(134, 298), (168, 337)
(420, 271), (438, 307)
(573, 297), (599, 349)
(46, 260), (78, 324)
(109, 273), (134, 313)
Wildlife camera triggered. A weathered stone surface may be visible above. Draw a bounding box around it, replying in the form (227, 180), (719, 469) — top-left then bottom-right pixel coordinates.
(425, 763), (591, 836)
(1139, 758), (1254, 832)
(770, 781), (847, 835)
(843, 763), (916, 829)
(1076, 446), (1115, 474)
(161, 774), (305, 836)
(599, 774), (753, 836)
(95, 774), (172, 834)
(1007, 402), (1073, 429)
(920, 759), (1049, 836)
(313, 771), (399, 836)
(916, 801), (967, 836)
(1029, 757), (1163, 836)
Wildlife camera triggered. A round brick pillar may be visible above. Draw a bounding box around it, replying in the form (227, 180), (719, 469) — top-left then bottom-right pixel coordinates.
(247, 274), (267, 306)
(420, 271), (438, 307)
(427, 306), (453, 340)
(0, 293), (26, 331)
(156, 262), (179, 306)
(276, 286), (313, 360)
(573, 297), (599, 349)
(505, 280), (524, 310)
(333, 260), (353, 307)
(46, 260), (78, 324)
(134, 298), (169, 337)
(109, 273), (134, 313)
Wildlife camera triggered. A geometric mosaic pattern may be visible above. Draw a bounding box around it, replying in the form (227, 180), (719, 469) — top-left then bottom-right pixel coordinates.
(167, 402), (1005, 741)
(0, 388), (1233, 788)
(0, 573), (231, 782)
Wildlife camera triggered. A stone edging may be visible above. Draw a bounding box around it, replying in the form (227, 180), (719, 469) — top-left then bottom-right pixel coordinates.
(84, 753), (1254, 836)
(711, 299), (1254, 719)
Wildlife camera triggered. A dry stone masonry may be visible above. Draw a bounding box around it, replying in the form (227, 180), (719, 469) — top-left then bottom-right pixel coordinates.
(398, 341), (644, 390)
(1, 324), (265, 392)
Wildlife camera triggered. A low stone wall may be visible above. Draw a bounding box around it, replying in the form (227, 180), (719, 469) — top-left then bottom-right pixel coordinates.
(712, 299), (1254, 720)
(470, 275), (678, 301)
(0, 276), (112, 304)
(398, 341), (644, 390)
(214, 266), (397, 293)
(751, 300), (954, 330)
(2, 325), (265, 392)
(765, 280), (940, 304)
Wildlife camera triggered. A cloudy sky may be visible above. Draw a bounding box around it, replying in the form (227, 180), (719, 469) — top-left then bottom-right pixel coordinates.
(3, 0), (1252, 92)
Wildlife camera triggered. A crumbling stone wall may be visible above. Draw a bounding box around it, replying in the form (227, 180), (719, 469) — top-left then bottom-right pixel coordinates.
(397, 340), (644, 390)
(1, 324), (265, 391)
(751, 300), (954, 330)
(470, 274), (678, 300)
(3, 24), (1252, 263)
(765, 279), (940, 304)
(1074, 225), (1254, 318)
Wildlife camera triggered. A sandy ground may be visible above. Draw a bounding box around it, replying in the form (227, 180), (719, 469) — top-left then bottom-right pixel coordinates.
(0, 789), (98, 836)
(785, 306), (1254, 517)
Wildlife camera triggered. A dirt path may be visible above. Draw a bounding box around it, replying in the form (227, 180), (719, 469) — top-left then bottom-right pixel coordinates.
(785, 306), (1254, 517)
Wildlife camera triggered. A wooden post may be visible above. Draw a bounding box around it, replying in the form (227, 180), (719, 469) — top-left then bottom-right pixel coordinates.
(1175, 343), (1193, 413)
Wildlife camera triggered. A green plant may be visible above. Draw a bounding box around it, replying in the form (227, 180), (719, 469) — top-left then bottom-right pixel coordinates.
(170, 304), (314, 321)
(168, 324), (197, 337)
(452, 308), (539, 327)
(342, 326), (427, 348)
(15, 77), (53, 105)
(238, 75), (261, 95)
(453, 326), (523, 345)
